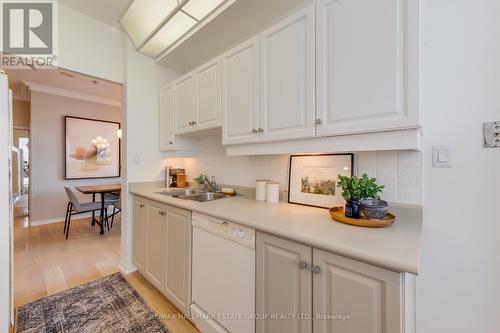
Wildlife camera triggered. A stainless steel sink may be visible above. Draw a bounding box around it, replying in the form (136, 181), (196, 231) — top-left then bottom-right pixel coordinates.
(158, 188), (204, 197)
(181, 192), (227, 202)
(157, 189), (228, 202)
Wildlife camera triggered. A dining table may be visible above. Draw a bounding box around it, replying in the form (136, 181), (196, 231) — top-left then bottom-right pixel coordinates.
(76, 184), (122, 235)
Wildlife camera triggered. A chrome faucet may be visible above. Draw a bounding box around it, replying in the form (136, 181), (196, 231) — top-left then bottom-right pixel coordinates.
(203, 176), (217, 192)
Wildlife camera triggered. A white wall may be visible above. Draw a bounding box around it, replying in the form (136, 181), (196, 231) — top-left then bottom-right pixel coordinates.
(161, 133), (422, 205)
(123, 39), (179, 184)
(418, 0), (500, 332)
(120, 36), (179, 273)
(58, 4), (123, 83)
(30, 91), (121, 224)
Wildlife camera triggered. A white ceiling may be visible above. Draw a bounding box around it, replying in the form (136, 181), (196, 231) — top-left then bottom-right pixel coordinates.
(58, 0), (132, 27)
(6, 68), (122, 102)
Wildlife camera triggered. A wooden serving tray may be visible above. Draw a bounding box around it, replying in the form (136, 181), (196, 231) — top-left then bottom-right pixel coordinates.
(329, 207), (395, 228)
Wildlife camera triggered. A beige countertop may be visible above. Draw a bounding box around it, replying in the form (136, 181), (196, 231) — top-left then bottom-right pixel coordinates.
(129, 183), (422, 275)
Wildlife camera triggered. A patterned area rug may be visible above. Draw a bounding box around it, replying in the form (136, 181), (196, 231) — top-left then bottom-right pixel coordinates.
(15, 273), (169, 333)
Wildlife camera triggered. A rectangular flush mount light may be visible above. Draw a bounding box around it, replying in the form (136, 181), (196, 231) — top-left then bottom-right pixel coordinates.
(120, 0), (178, 48)
(182, 0), (226, 20)
(121, 0), (230, 58)
(140, 11), (197, 57)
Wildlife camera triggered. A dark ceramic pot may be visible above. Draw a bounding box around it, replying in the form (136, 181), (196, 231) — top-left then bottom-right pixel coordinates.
(360, 199), (388, 219)
(345, 197), (360, 219)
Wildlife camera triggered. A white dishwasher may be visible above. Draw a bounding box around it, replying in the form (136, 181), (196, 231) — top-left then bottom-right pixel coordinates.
(191, 213), (255, 333)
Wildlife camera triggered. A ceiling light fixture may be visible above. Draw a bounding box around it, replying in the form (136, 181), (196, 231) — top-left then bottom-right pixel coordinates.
(121, 0), (231, 58)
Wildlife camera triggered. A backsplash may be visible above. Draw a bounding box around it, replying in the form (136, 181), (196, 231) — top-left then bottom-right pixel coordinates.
(356, 151), (422, 205)
(163, 134), (422, 205)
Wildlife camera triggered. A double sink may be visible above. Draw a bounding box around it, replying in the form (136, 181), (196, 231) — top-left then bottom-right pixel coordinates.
(158, 188), (228, 202)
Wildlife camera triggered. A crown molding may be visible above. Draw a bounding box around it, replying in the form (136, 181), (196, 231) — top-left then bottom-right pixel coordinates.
(22, 81), (121, 107)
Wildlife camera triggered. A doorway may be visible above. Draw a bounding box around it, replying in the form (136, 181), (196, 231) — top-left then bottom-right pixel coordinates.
(13, 129), (29, 221)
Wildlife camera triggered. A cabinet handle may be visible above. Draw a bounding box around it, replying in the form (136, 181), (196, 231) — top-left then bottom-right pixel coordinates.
(189, 121), (193, 125)
(169, 141), (173, 145)
(312, 265), (321, 275)
(298, 261), (308, 270)
(258, 128), (264, 133)
(252, 129), (258, 134)
(315, 119), (322, 125)
(193, 121), (197, 126)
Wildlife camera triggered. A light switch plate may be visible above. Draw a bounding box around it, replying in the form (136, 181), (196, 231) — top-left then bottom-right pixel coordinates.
(483, 121), (500, 147)
(432, 145), (452, 167)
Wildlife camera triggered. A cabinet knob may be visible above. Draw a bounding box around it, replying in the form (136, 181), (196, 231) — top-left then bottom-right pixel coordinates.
(139, 204), (144, 208)
(169, 141), (173, 145)
(189, 121), (193, 125)
(159, 211), (165, 216)
(298, 261), (308, 270)
(315, 119), (322, 125)
(252, 129), (258, 134)
(258, 128), (264, 133)
(312, 265), (321, 275)
(192, 121), (197, 126)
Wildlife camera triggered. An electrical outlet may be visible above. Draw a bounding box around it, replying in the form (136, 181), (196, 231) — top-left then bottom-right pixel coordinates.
(483, 121), (500, 147)
(432, 145), (452, 167)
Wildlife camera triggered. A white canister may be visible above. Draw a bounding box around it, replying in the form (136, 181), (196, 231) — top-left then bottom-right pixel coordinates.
(255, 179), (269, 202)
(266, 182), (280, 204)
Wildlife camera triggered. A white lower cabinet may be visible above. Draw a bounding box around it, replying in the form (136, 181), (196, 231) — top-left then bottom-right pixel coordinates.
(313, 249), (403, 333)
(132, 198), (147, 271)
(163, 206), (191, 314)
(145, 203), (166, 289)
(256, 232), (312, 333)
(132, 196), (192, 316)
(257, 232), (413, 333)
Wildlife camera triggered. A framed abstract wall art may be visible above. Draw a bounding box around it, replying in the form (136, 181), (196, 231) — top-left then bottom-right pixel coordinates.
(65, 116), (121, 180)
(288, 154), (353, 208)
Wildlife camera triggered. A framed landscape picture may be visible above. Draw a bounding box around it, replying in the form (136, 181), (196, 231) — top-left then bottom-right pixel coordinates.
(65, 116), (121, 180)
(288, 154), (353, 208)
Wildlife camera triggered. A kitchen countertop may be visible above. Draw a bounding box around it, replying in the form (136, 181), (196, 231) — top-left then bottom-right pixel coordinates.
(129, 182), (422, 275)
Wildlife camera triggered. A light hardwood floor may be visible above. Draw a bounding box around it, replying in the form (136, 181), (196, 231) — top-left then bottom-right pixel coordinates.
(14, 216), (198, 333)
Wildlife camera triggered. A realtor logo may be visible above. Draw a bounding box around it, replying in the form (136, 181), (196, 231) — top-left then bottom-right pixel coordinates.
(1, 0), (58, 68)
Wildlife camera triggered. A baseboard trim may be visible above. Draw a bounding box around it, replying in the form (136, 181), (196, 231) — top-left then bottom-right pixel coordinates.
(30, 213), (92, 226)
(119, 263), (137, 275)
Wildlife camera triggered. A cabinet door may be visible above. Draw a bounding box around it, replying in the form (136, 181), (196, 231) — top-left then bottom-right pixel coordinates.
(174, 74), (195, 134)
(256, 232), (312, 333)
(145, 203), (166, 290)
(132, 198), (147, 271)
(159, 85), (174, 151)
(316, 0), (419, 136)
(260, 4), (316, 142)
(194, 59), (221, 130)
(222, 36), (260, 145)
(313, 249), (403, 333)
(163, 206), (191, 314)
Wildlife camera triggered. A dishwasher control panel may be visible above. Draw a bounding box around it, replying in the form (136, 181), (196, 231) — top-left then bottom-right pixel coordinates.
(192, 212), (255, 248)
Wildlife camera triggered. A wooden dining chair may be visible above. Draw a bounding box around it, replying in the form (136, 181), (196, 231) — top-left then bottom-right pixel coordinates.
(63, 187), (108, 239)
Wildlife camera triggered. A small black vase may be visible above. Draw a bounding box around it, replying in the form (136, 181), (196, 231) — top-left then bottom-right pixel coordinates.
(345, 197), (360, 219)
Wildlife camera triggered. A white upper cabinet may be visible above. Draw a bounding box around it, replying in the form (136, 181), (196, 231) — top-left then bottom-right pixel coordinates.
(159, 85), (174, 151)
(222, 36), (261, 145)
(316, 0), (420, 136)
(174, 73), (195, 134)
(260, 4), (316, 142)
(194, 59), (221, 130)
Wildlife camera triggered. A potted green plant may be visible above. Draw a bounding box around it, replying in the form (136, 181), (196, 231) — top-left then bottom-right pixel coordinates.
(193, 173), (208, 189)
(337, 174), (385, 219)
